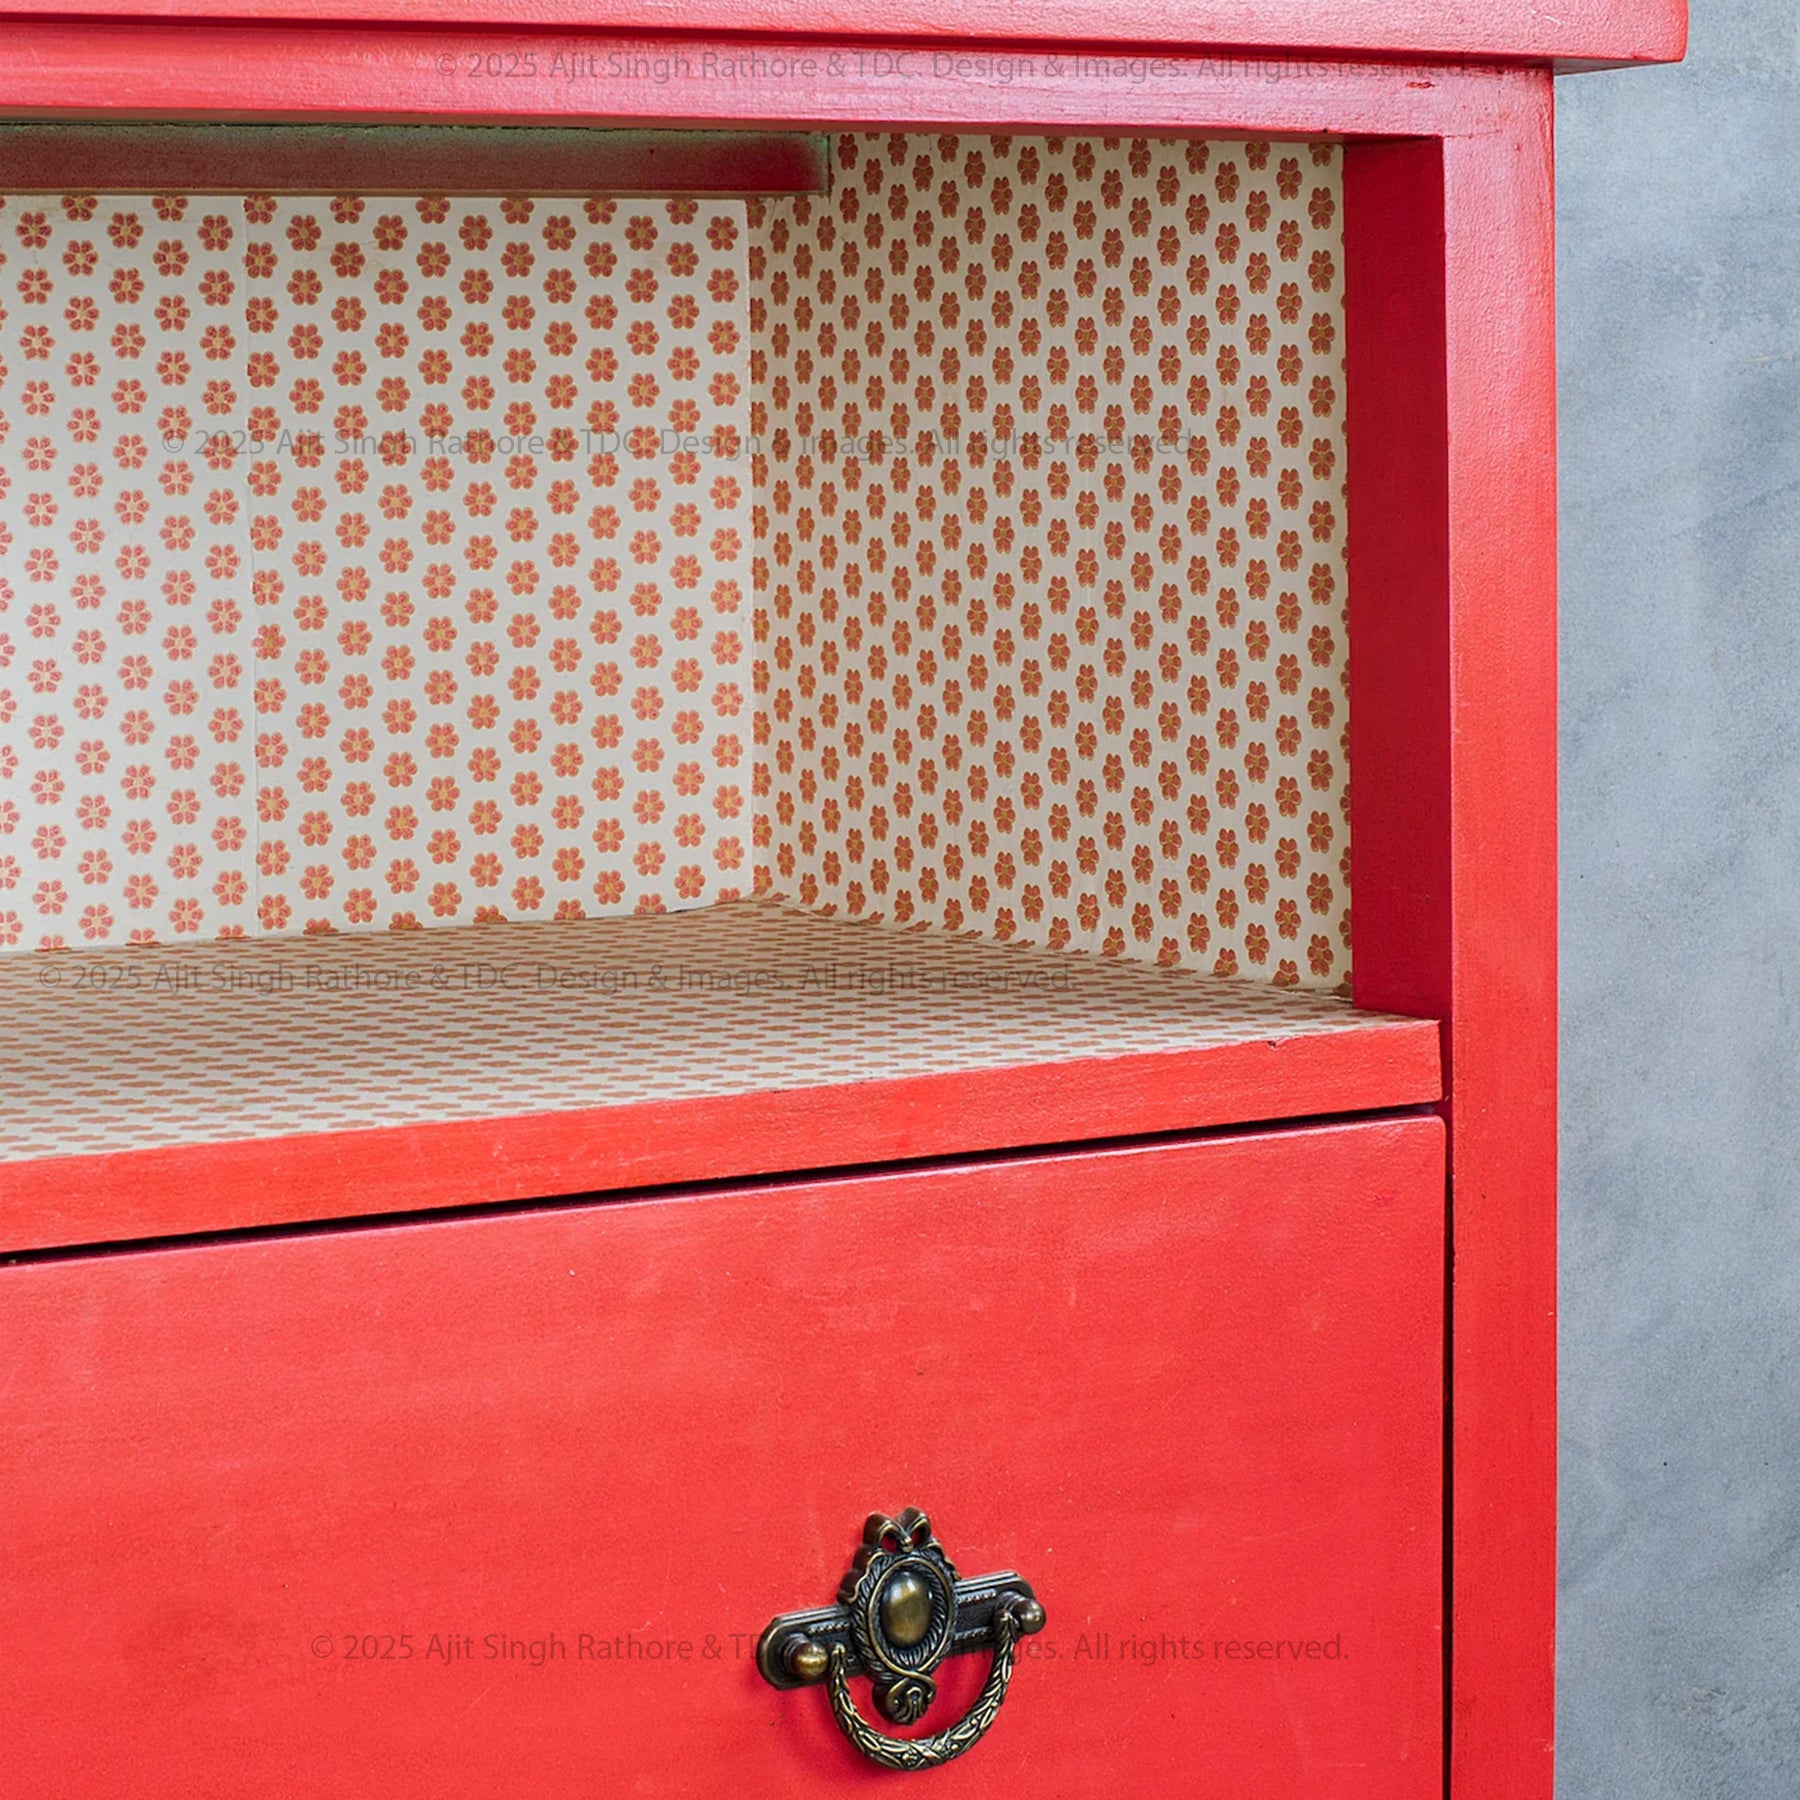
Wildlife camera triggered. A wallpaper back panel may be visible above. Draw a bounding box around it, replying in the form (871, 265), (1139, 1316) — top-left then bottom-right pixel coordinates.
(1, 136), (1350, 989)
(751, 134), (1351, 986)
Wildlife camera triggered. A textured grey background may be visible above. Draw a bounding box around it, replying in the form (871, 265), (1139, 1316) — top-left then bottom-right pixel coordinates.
(1556, 2), (1800, 1794)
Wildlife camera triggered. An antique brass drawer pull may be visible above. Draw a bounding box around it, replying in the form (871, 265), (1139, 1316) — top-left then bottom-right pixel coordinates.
(757, 1507), (1046, 1771)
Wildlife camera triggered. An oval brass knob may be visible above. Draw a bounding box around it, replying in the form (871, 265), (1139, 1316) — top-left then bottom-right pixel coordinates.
(756, 1508), (1047, 1772)
(785, 1638), (832, 1683)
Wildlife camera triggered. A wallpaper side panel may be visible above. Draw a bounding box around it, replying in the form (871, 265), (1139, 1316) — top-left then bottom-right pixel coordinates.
(750, 134), (1352, 987)
(0, 192), (753, 954)
(0, 195), (257, 950)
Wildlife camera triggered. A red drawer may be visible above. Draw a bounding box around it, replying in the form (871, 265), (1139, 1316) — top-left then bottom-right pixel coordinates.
(2, 1117), (1442, 1796)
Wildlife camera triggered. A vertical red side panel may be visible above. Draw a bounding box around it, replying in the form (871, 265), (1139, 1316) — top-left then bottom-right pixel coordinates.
(1345, 141), (1455, 1037)
(1440, 85), (1560, 1800)
(1346, 74), (1559, 1800)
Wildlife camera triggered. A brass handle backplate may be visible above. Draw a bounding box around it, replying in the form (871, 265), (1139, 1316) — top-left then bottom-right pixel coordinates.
(757, 1507), (1046, 1771)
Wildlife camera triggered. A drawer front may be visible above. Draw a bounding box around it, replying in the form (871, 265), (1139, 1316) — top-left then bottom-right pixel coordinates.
(3, 1118), (1442, 1797)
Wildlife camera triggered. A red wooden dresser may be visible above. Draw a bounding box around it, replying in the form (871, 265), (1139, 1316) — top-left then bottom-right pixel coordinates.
(0, 5), (1683, 1796)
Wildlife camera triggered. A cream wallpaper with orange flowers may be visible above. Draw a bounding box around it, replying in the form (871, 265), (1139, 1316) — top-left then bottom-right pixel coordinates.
(0, 193), (751, 949)
(1, 138), (1349, 988)
(750, 134), (1351, 987)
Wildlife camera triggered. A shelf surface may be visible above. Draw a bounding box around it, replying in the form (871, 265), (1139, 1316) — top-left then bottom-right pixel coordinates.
(2, 901), (1439, 1252)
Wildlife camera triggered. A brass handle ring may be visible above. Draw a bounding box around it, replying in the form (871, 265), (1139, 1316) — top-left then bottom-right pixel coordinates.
(823, 1594), (1031, 1771)
(757, 1507), (1047, 1773)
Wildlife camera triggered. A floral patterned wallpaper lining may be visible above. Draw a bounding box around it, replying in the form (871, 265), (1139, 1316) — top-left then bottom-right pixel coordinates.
(0, 192), (750, 948)
(750, 134), (1351, 988)
(1, 136), (1350, 988)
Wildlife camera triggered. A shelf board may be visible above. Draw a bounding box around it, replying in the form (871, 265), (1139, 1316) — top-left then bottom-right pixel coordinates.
(0, 124), (829, 195)
(0, 901), (1439, 1252)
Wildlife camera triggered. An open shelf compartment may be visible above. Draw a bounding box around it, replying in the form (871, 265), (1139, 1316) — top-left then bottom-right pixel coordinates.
(0, 130), (1433, 1250)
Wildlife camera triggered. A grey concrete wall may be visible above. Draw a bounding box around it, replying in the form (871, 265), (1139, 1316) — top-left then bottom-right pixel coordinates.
(1556, 3), (1800, 1794)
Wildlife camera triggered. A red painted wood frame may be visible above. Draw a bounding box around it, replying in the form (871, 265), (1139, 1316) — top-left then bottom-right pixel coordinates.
(0, 0), (1688, 74)
(0, 21), (1602, 1800)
